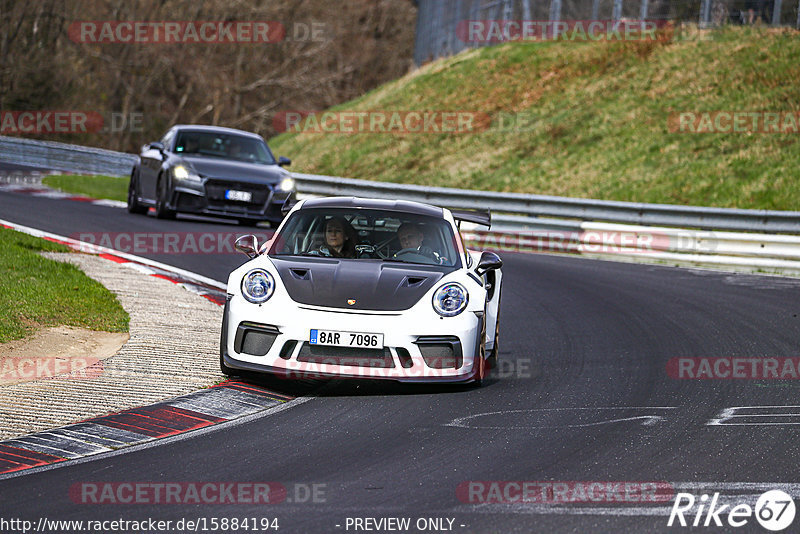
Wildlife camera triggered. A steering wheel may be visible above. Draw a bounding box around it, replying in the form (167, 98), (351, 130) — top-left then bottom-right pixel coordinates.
(393, 247), (440, 264)
(394, 247), (424, 257)
(355, 243), (376, 258)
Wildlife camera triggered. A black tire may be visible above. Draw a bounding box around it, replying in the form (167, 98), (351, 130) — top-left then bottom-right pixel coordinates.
(219, 303), (236, 377)
(486, 289), (502, 369)
(126, 170), (147, 215)
(155, 174), (176, 219)
(472, 343), (487, 387)
(471, 316), (488, 387)
(220, 350), (236, 377)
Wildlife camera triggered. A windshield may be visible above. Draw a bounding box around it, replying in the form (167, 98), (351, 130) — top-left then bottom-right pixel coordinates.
(269, 208), (462, 268)
(174, 131), (276, 165)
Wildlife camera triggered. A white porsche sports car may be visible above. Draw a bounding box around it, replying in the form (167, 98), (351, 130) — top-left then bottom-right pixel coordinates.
(220, 196), (502, 385)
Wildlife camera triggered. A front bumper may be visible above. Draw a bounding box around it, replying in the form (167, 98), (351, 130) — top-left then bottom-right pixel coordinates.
(222, 296), (484, 383)
(172, 183), (291, 223)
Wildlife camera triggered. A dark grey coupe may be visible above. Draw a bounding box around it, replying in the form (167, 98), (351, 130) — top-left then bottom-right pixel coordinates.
(127, 125), (294, 226)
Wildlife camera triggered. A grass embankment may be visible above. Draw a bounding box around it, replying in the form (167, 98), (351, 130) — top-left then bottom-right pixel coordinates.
(42, 174), (128, 202)
(269, 26), (800, 210)
(0, 228), (129, 343)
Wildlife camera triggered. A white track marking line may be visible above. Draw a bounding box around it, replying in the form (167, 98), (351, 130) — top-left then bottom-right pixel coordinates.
(0, 217), (225, 289)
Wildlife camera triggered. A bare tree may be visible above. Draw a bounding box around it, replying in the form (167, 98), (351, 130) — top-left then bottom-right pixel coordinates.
(0, 0), (417, 151)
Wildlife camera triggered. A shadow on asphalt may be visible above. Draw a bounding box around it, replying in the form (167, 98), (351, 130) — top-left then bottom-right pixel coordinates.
(231, 370), (500, 398)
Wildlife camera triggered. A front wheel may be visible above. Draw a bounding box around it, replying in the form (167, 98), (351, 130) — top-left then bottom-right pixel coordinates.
(155, 175), (176, 219)
(127, 170), (147, 215)
(219, 304), (236, 377)
(486, 290), (502, 369)
(471, 317), (488, 387)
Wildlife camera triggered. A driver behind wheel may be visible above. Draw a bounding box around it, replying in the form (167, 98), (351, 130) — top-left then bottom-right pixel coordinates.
(394, 223), (441, 262)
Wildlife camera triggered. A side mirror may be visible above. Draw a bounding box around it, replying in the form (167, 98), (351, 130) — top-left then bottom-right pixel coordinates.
(277, 156), (291, 167)
(235, 235), (260, 259)
(476, 251), (502, 275)
(149, 141), (165, 152)
(281, 192), (298, 216)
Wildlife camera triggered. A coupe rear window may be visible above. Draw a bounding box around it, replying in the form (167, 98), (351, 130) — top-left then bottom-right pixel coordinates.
(270, 208), (462, 268)
(174, 131), (276, 165)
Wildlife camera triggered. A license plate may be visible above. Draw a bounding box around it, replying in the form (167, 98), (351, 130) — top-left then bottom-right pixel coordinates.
(310, 329), (383, 348)
(225, 189), (252, 202)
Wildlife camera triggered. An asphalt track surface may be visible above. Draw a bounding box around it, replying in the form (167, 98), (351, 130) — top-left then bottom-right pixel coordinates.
(2, 166), (800, 533)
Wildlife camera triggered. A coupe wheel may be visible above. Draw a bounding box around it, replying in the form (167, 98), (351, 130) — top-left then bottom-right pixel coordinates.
(127, 170), (147, 215)
(219, 304), (236, 377)
(155, 175), (176, 219)
(471, 316), (488, 387)
(486, 290), (502, 369)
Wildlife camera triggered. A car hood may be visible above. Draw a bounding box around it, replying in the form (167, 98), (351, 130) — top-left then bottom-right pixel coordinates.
(269, 257), (449, 311)
(181, 156), (287, 184)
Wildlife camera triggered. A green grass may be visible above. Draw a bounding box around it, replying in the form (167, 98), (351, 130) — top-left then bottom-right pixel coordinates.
(0, 228), (129, 343)
(42, 174), (128, 202)
(269, 25), (800, 210)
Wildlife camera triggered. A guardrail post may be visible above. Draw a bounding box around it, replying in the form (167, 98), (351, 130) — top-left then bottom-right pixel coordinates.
(612, 0), (623, 20)
(469, 0), (481, 49)
(550, 0), (563, 22)
(640, 0), (650, 20)
(503, 0), (513, 20)
(771, 0), (783, 24)
(522, 0), (532, 21)
(699, 0), (712, 27)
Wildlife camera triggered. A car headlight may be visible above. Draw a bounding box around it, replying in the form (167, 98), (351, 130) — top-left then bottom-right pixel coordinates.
(241, 269), (275, 304)
(173, 164), (201, 183)
(432, 282), (468, 317)
(277, 176), (295, 191)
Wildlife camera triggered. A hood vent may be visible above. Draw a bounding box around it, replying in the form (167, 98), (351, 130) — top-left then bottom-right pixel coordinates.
(289, 268), (310, 280)
(403, 276), (427, 287)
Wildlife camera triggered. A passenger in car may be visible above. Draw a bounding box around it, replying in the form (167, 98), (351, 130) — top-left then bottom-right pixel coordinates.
(313, 216), (357, 258)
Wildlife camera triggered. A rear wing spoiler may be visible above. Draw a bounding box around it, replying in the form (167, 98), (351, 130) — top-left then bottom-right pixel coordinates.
(449, 208), (491, 229)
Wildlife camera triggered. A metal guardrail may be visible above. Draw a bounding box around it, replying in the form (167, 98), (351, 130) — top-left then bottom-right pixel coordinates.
(292, 172), (800, 234)
(2, 135), (800, 235)
(0, 136), (137, 177)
